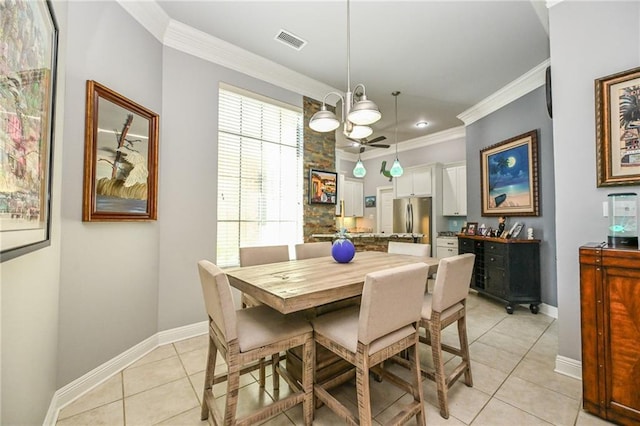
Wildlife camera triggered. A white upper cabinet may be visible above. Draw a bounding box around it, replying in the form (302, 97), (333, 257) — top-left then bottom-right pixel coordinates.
(395, 165), (432, 198)
(442, 164), (467, 216)
(343, 179), (364, 217)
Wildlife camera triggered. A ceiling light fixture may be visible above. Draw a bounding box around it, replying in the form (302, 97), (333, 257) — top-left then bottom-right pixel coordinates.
(390, 91), (404, 178)
(308, 0), (381, 140)
(416, 121), (429, 128)
(353, 152), (367, 178)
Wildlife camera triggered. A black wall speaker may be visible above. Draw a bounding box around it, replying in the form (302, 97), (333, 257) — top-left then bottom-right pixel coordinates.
(545, 66), (552, 119)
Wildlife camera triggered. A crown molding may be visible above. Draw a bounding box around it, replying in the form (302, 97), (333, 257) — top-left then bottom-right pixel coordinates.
(116, 0), (169, 43)
(341, 126), (466, 162)
(457, 59), (550, 126)
(118, 0), (337, 103)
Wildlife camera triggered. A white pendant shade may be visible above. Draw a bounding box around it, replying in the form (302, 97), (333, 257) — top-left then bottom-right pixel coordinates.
(347, 125), (373, 140)
(347, 98), (382, 125)
(309, 108), (340, 132)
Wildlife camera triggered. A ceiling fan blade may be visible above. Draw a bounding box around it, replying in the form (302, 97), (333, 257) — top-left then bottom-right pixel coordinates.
(367, 136), (387, 144)
(346, 137), (363, 144)
(369, 143), (390, 148)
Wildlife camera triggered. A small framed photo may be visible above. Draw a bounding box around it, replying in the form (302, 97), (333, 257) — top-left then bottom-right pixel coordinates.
(507, 222), (524, 239)
(466, 222), (478, 236)
(309, 169), (337, 205)
(364, 195), (376, 208)
(460, 226), (467, 234)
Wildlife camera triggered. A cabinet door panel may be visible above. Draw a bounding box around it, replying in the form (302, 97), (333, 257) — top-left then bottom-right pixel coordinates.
(412, 168), (432, 196)
(606, 268), (640, 418)
(457, 167), (467, 215)
(442, 167), (457, 215)
(395, 173), (413, 198)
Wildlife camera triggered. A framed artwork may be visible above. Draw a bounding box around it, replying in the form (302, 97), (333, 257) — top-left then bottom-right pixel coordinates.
(0, 0), (58, 262)
(364, 195), (376, 208)
(480, 130), (540, 217)
(309, 169), (337, 205)
(508, 222), (524, 239)
(595, 66), (640, 187)
(82, 81), (159, 221)
(466, 222), (478, 236)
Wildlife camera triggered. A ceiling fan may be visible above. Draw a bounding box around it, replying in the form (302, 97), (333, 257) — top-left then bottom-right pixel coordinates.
(347, 135), (390, 152)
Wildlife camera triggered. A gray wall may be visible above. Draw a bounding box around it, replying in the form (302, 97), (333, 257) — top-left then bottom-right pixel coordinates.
(157, 47), (302, 331)
(1, 2), (67, 423)
(550, 1), (640, 362)
(466, 87), (557, 306)
(56, 1), (163, 386)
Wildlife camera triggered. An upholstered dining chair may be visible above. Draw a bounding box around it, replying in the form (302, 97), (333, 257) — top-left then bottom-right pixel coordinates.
(197, 260), (314, 426)
(239, 245), (289, 308)
(294, 241), (332, 260)
(312, 263), (429, 425)
(238, 244), (290, 387)
(387, 241), (431, 257)
(419, 253), (475, 419)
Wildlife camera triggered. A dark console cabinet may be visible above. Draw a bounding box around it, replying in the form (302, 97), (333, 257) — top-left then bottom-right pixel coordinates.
(458, 236), (540, 314)
(579, 244), (640, 425)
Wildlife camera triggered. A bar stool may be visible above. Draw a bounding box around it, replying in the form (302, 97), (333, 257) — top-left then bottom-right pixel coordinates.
(419, 253), (475, 419)
(197, 260), (314, 425)
(312, 263), (429, 425)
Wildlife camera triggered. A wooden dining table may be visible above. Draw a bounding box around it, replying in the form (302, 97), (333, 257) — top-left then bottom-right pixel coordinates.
(224, 250), (440, 392)
(225, 250), (440, 314)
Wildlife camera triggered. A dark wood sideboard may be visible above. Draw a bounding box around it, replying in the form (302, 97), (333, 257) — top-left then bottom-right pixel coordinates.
(579, 244), (640, 425)
(458, 235), (540, 314)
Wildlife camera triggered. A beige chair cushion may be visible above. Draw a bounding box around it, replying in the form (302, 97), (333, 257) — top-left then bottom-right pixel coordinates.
(431, 253), (475, 312)
(295, 241), (332, 260)
(198, 261), (238, 341)
(387, 241), (431, 257)
(421, 293), (464, 321)
(312, 306), (417, 355)
(239, 245), (289, 267)
(236, 305), (312, 352)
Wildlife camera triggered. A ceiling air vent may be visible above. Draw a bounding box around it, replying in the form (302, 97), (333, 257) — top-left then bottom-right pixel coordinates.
(274, 29), (307, 51)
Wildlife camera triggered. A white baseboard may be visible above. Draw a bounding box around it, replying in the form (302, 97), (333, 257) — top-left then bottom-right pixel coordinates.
(555, 355), (582, 380)
(44, 321), (208, 426)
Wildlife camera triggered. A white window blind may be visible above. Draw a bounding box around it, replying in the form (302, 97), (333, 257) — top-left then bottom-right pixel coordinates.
(217, 85), (303, 267)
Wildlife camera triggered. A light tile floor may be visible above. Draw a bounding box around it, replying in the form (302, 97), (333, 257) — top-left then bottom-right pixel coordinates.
(55, 292), (615, 425)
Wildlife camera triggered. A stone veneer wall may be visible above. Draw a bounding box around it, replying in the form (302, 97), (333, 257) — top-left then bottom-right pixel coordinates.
(303, 96), (337, 240)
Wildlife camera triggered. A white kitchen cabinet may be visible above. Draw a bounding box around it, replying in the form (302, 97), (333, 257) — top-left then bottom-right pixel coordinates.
(336, 173), (345, 216)
(442, 164), (467, 216)
(343, 179), (364, 217)
(436, 237), (459, 258)
(395, 165), (432, 198)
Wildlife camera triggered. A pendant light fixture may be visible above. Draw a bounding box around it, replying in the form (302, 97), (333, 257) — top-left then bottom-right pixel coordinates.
(353, 152), (367, 178)
(390, 91), (404, 177)
(309, 0), (381, 139)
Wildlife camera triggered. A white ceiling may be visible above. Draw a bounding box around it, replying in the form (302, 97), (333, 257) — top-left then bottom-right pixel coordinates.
(154, 1), (550, 152)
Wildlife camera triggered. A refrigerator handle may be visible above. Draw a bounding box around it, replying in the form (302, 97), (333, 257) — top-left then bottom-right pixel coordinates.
(405, 204), (410, 233)
(409, 203), (414, 233)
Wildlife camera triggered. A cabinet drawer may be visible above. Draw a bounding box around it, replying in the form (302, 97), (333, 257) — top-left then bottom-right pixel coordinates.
(458, 238), (474, 251)
(485, 253), (505, 267)
(485, 242), (506, 254)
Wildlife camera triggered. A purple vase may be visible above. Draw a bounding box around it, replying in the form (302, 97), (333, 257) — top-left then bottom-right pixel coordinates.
(332, 238), (355, 263)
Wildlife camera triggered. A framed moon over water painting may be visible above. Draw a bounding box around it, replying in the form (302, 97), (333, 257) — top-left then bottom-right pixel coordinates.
(480, 130), (540, 217)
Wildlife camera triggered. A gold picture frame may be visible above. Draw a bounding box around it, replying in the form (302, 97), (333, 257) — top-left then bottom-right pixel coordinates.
(595, 66), (640, 187)
(82, 81), (159, 221)
(480, 130), (540, 217)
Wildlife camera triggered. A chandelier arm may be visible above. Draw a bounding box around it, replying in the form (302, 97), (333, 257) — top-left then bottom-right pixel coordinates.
(352, 83), (366, 100)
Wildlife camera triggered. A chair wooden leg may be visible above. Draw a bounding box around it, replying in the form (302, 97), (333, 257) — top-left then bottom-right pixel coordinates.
(430, 316), (449, 419)
(411, 339), (426, 426)
(201, 339), (217, 420)
(224, 363), (241, 425)
(271, 352), (280, 392)
(356, 344), (373, 426)
(457, 313), (473, 387)
(302, 335), (314, 426)
(259, 359), (266, 388)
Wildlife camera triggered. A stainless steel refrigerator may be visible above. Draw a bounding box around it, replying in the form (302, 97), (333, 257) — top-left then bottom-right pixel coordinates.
(393, 197), (432, 244)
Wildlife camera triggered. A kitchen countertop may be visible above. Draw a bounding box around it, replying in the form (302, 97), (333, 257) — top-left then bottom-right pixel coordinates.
(311, 233), (423, 239)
